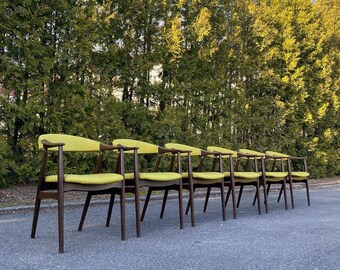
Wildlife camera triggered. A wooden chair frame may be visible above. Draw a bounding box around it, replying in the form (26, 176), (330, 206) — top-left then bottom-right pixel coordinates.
(31, 135), (127, 253)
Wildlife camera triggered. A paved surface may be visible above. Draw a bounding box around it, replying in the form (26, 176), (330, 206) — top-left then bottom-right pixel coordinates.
(0, 185), (339, 270)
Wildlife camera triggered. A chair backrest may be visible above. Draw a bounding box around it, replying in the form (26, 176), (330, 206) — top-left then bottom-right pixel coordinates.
(207, 146), (238, 158)
(239, 149), (265, 158)
(165, 143), (202, 156)
(113, 139), (158, 154)
(265, 151), (289, 158)
(38, 134), (100, 152)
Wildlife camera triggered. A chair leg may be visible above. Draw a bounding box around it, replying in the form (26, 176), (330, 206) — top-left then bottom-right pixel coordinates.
(225, 187), (231, 207)
(141, 188), (152, 222)
(263, 182), (268, 214)
(288, 178), (295, 209)
(256, 181), (261, 215)
(203, 187), (211, 213)
(220, 182), (226, 221)
(135, 188), (141, 238)
(31, 195), (41, 238)
(58, 191), (65, 253)
(160, 189), (169, 219)
(78, 193), (92, 231)
(282, 180), (288, 210)
(188, 183), (195, 227)
(185, 187), (195, 215)
(237, 186), (244, 208)
(106, 193), (116, 227)
(252, 192), (257, 206)
(230, 183), (237, 219)
(120, 189), (126, 241)
(178, 183), (184, 229)
(277, 184), (283, 203)
(306, 180), (311, 206)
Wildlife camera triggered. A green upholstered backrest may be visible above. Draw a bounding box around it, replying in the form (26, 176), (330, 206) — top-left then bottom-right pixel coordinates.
(113, 139), (158, 154)
(165, 143), (202, 156)
(207, 146), (238, 158)
(239, 149), (265, 157)
(38, 134), (100, 152)
(265, 151), (289, 158)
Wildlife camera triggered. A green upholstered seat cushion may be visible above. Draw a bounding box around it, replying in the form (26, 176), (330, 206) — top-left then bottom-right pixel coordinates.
(124, 172), (182, 181)
(45, 173), (123, 185)
(263, 172), (288, 178)
(139, 172), (182, 181)
(125, 172), (135, 180)
(181, 172), (224, 180)
(291, 171), (309, 178)
(224, 171), (260, 179)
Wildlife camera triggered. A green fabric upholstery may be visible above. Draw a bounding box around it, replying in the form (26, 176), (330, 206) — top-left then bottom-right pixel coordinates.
(207, 146), (238, 158)
(182, 172), (224, 180)
(265, 151), (289, 158)
(113, 139), (158, 154)
(224, 171), (260, 178)
(139, 172), (182, 181)
(234, 172), (261, 179)
(38, 134), (100, 152)
(223, 171), (260, 183)
(165, 143), (202, 156)
(263, 172), (288, 178)
(239, 149), (265, 157)
(124, 172), (182, 181)
(291, 171), (310, 178)
(125, 172), (135, 180)
(45, 173), (123, 185)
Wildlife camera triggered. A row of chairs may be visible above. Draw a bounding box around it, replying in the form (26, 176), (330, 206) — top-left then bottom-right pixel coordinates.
(31, 134), (310, 253)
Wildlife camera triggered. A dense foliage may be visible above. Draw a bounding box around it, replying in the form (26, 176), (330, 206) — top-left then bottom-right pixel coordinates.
(0, 0), (339, 186)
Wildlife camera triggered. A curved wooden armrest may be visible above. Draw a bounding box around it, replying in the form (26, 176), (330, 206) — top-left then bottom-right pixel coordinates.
(289, 156), (307, 160)
(41, 139), (65, 149)
(201, 150), (222, 157)
(101, 144), (139, 151)
(158, 147), (184, 154)
(238, 152), (258, 158)
(265, 154), (285, 160)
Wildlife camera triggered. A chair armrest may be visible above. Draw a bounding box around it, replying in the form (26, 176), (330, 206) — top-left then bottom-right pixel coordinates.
(265, 154), (286, 160)
(101, 144), (139, 151)
(237, 152), (259, 158)
(289, 156), (307, 160)
(163, 147), (192, 154)
(158, 147), (185, 154)
(201, 150), (221, 157)
(41, 139), (65, 149)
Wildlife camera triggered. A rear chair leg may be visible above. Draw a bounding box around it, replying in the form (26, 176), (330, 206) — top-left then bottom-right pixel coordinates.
(141, 188), (152, 222)
(78, 193), (92, 231)
(106, 193), (116, 227)
(203, 187), (211, 213)
(160, 189), (169, 219)
(31, 196), (41, 238)
(237, 186), (244, 208)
